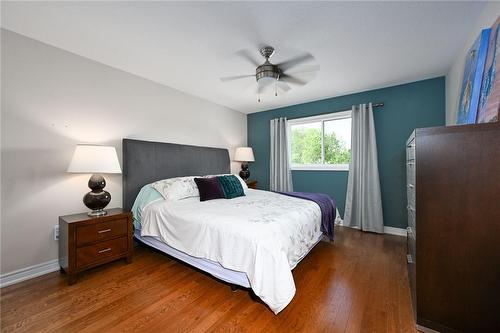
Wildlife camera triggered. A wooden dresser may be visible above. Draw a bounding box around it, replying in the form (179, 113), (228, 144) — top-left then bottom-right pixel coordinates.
(59, 208), (133, 285)
(406, 122), (500, 332)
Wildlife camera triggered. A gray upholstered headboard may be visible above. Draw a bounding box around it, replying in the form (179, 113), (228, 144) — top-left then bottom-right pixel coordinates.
(122, 139), (230, 211)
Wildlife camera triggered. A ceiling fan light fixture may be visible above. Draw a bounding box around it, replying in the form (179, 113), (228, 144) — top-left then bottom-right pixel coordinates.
(221, 45), (319, 103)
(257, 76), (276, 87)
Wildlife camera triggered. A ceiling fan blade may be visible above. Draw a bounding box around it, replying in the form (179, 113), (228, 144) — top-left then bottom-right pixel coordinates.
(283, 64), (320, 75)
(280, 74), (308, 86)
(277, 81), (291, 92)
(220, 74), (255, 82)
(277, 52), (314, 71)
(235, 49), (261, 66)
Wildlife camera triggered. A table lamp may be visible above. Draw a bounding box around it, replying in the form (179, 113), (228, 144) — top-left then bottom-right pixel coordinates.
(234, 147), (255, 181)
(67, 144), (122, 216)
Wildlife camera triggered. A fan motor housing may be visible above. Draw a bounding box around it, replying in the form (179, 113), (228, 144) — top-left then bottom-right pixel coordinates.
(256, 62), (281, 82)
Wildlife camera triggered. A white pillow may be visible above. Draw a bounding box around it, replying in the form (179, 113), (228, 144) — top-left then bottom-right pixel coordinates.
(234, 174), (249, 191)
(152, 176), (199, 201)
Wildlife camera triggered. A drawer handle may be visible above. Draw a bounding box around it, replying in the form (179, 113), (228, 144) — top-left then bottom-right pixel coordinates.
(407, 184), (414, 188)
(98, 228), (111, 234)
(407, 162), (414, 165)
(407, 254), (413, 264)
(407, 205), (415, 212)
(98, 248), (112, 254)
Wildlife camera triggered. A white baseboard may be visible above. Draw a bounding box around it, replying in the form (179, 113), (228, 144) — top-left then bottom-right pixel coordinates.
(0, 259), (60, 288)
(384, 226), (407, 237)
(339, 224), (407, 237)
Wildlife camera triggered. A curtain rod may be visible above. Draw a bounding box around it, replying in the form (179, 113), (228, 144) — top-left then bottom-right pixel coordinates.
(349, 102), (385, 109)
(287, 102), (385, 122)
(344, 102), (384, 112)
(346, 102), (384, 111)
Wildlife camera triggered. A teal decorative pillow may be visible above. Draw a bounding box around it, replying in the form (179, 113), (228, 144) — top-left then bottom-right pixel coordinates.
(217, 175), (245, 199)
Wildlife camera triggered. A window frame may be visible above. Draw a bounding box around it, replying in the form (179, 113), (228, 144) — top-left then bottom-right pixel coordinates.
(287, 110), (352, 171)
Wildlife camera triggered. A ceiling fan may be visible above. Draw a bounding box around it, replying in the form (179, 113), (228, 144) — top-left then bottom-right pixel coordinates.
(220, 46), (319, 102)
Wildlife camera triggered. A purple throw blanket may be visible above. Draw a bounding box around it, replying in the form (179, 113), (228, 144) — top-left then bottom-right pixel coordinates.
(276, 191), (336, 241)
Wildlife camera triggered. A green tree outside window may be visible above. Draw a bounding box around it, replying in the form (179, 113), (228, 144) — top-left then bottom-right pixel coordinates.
(290, 121), (350, 165)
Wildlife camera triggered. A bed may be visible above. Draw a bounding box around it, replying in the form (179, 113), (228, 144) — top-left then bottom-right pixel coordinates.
(123, 139), (327, 314)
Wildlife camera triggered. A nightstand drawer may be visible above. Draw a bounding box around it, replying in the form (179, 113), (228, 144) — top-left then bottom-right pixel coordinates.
(245, 180), (257, 189)
(76, 218), (128, 246)
(77, 237), (128, 268)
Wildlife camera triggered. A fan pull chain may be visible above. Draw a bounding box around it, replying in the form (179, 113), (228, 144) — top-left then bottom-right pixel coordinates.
(257, 85), (261, 102)
(275, 79), (278, 97)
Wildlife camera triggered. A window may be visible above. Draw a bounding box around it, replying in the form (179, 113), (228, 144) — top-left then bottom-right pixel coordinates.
(288, 111), (351, 171)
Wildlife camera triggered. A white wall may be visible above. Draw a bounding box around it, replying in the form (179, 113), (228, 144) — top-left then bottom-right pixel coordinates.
(446, 3), (500, 125)
(0, 30), (247, 275)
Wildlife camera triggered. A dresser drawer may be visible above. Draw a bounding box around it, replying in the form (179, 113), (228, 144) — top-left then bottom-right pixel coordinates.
(77, 237), (128, 268)
(408, 207), (415, 230)
(407, 185), (415, 206)
(76, 218), (128, 246)
(407, 226), (416, 259)
(406, 140), (415, 161)
(406, 161), (415, 185)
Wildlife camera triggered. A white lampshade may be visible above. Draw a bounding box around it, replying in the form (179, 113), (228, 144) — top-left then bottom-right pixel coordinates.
(67, 145), (122, 174)
(234, 147), (255, 162)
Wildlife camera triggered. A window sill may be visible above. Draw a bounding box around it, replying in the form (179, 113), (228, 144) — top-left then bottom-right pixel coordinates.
(291, 165), (349, 171)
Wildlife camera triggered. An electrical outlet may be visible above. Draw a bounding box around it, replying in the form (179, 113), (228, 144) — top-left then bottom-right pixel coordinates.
(53, 225), (59, 241)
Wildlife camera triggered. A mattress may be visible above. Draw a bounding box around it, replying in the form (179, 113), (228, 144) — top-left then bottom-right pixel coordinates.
(134, 228), (251, 288)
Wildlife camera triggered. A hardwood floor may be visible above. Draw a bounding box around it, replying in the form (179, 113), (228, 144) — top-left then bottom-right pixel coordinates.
(1, 227), (416, 332)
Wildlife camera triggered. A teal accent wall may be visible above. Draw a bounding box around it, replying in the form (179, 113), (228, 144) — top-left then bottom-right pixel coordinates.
(247, 77), (445, 229)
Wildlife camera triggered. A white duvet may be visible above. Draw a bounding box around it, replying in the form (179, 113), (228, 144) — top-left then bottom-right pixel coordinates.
(140, 189), (323, 314)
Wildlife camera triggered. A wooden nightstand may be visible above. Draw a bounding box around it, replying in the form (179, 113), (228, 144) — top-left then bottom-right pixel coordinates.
(59, 208), (133, 285)
(245, 180), (258, 189)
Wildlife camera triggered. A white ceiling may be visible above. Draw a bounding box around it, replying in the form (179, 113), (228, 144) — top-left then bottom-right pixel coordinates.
(1, 1), (485, 114)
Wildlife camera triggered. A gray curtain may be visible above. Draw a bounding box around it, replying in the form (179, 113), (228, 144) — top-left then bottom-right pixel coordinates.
(270, 117), (293, 192)
(344, 103), (384, 233)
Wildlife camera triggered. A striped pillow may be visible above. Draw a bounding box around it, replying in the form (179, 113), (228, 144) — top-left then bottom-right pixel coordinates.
(217, 175), (245, 199)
